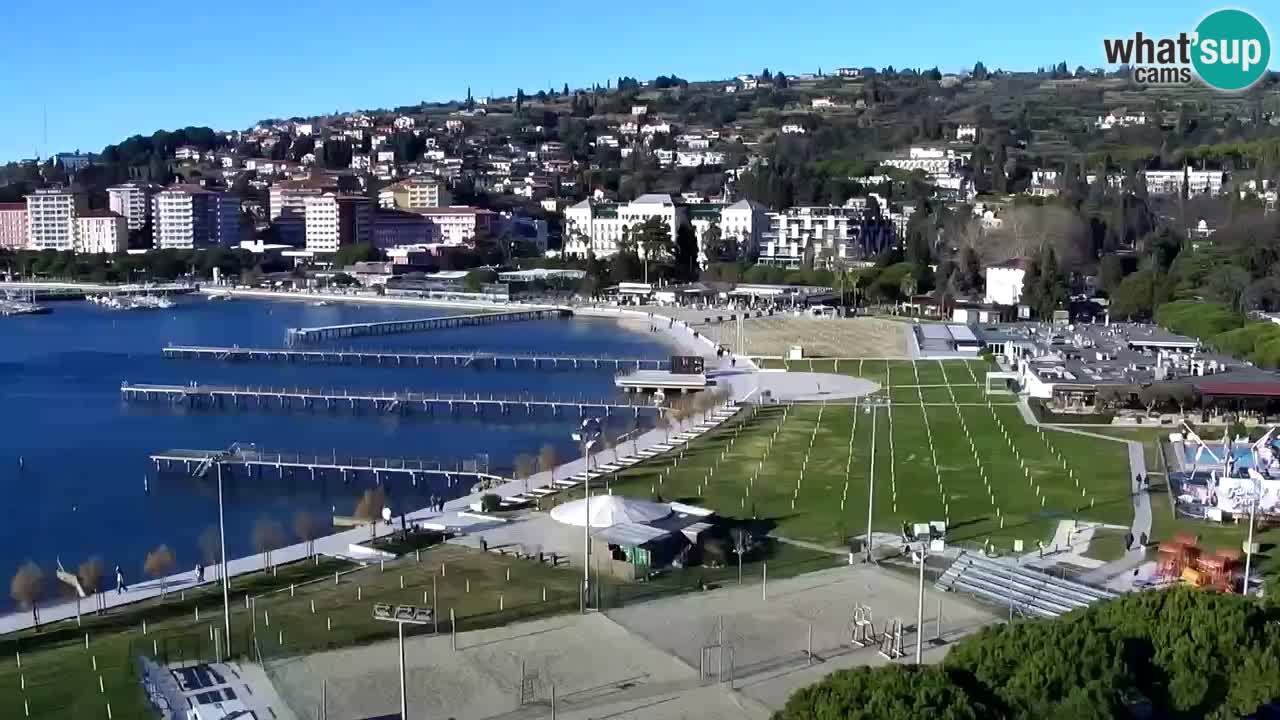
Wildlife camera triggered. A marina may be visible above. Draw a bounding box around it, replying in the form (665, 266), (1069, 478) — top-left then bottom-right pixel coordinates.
(121, 381), (660, 416)
(285, 307), (571, 344)
(162, 344), (668, 370)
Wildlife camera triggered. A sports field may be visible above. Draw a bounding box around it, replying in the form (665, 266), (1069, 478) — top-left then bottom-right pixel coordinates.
(600, 359), (1133, 551)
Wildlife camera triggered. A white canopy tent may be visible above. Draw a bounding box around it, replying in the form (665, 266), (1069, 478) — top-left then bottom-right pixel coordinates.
(549, 496), (672, 528)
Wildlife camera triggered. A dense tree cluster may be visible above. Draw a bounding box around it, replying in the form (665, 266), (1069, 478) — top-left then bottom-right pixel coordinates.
(777, 589), (1280, 720)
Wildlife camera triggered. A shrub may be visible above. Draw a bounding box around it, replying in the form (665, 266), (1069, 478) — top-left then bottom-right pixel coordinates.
(480, 493), (503, 512)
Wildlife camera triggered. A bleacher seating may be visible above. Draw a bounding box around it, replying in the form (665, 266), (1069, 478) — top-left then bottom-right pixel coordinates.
(936, 550), (1118, 618)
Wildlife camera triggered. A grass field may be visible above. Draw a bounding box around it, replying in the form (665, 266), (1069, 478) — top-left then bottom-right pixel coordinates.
(0, 544), (586, 719)
(589, 358), (1133, 552)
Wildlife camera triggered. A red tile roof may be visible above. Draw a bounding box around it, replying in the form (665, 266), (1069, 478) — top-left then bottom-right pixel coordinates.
(1196, 382), (1280, 398)
(0, 202), (25, 211)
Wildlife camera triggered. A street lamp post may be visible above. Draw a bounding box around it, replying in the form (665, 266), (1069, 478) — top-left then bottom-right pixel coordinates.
(216, 461), (231, 655)
(865, 399), (879, 562)
(1243, 473), (1259, 594)
(572, 418), (601, 612)
(915, 543), (927, 664)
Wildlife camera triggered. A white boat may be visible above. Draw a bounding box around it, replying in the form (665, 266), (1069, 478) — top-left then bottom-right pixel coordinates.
(312, 300), (330, 307)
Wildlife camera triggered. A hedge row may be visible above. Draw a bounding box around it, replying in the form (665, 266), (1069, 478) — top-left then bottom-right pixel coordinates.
(1156, 300), (1280, 368)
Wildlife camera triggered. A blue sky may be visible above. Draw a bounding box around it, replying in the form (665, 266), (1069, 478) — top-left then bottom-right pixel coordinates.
(0, 1), (1275, 164)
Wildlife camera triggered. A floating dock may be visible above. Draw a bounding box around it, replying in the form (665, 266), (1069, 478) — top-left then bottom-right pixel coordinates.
(162, 345), (667, 371)
(121, 382), (658, 417)
(285, 308), (570, 345)
(150, 447), (505, 488)
(615, 370), (710, 393)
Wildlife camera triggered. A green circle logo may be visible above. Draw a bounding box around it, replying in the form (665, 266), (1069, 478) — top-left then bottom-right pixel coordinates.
(1192, 9), (1271, 91)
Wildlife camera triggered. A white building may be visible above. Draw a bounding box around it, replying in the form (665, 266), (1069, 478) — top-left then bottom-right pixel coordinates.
(1144, 170), (1226, 196)
(630, 105), (648, 116)
(880, 147), (959, 176)
(595, 135), (619, 148)
(811, 97), (838, 109)
(25, 188), (84, 251)
(304, 193), (371, 253)
(152, 185), (242, 250)
(836, 67), (861, 78)
(686, 199), (769, 265)
(107, 183), (158, 231)
(955, 124), (978, 142)
(676, 151), (726, 168)
(174, 146), (201, 161)
(75, 210), (128, 254)
(416, 206), (497, 245)
(563, 194), (684, 258)
(984, 259), (1029, 306)
(393, 116), (416, 130)
(1095, 111), (1147, 130)
(780, 124), (806, 135)
(640, 123), (672, 136)
(759, 204), (898, 268)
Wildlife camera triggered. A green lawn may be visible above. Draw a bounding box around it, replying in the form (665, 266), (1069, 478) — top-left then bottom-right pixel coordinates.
(587, 400), (1133, 552)
(0, 546), (585, 719)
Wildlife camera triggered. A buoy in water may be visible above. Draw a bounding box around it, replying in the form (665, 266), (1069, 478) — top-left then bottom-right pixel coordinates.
(143, 475), (149, 494)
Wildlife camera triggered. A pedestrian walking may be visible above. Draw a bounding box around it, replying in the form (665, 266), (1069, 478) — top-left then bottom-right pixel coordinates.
(195, 563), (204, 583)
(115, 566), (127, 594)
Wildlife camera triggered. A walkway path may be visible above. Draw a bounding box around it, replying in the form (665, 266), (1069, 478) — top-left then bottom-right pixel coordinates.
(1015, 400), (1153, 585)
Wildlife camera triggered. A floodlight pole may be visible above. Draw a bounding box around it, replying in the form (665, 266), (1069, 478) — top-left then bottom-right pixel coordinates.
(1244, 479), (1258, 595)
(398, 621), (408, 719)
(583, 435), (590, 611)
(217, 461), (231, 653)
(866, 402), (877, 562)
(916, 543), (926, 665)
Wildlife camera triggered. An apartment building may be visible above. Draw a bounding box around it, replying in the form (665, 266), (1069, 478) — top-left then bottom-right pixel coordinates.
(418, 206), (496, 245)
(26, 188), (85, 251)
(107, 182), (159, 231)
(152, 185), (242, 249)
(378, 176), (450, 211)
(563, 194), (684, 258)
(76, 210), (128, 254)
(759, 205), (898, 268)
(269, 174), (357, 221)
(303, 194), (371, 253)
(0, 203), (27, 249)
(371, 208), (430, 249)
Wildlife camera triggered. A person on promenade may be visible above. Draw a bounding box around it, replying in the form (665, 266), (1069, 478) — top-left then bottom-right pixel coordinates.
(195, 563), (204, 583)
(115, 566), (128, 594)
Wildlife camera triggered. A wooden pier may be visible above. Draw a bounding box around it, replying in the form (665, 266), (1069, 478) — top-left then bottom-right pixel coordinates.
(285, 308), (571, 345)
(162, 345), (667, 371)
(121, 382), (657, 417)
(150, 446), (505, 488)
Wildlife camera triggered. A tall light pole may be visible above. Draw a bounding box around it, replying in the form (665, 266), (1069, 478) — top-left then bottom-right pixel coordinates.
(216, 461), (231, 654)
(1243, 472), (1259, 594)
(572, 418), (601, 612)
(915, 542), (927, 664)
(372, 603), (430, 719)
(865, 400), (877, 562)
